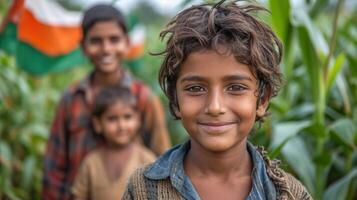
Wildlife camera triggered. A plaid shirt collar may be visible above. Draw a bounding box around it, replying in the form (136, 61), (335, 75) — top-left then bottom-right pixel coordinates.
(76, 69), (134, 94)
(73, 69), (135, 107)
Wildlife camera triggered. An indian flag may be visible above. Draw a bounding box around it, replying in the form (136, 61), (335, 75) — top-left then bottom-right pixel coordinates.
(0, 0), (145, 75)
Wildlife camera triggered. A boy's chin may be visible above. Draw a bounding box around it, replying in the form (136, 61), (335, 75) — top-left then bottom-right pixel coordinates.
(193, 138), (244, 154)
(95, 64), (119, 74)
(106, 139), (134, 149)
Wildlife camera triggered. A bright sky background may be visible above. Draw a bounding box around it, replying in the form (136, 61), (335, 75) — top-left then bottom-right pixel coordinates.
(73, 0), (357, 15)
(74, 0), (202, 15)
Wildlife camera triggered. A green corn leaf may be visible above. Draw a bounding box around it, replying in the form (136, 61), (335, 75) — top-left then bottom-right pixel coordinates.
(327, 53), (346, 92)
(324, 168), (357, 200)
(284, 103), (314, 120)
(296, 26), (320, 101)
(297, 25), (326, 125)
(336, 74), (352, 114)
(270, 120), (311, 148)
(329, 118), (356, 150)
(292, 6), (328, 55)
(269, 0), (290, 44)
(268, 135), (294, 159)
(281, 137), (316, 195)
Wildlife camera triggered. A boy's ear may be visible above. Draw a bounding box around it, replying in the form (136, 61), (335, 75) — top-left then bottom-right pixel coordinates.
(92, 117), (102, 134)
(256, 87), (272, 118)
(123, 36), (131, 55)
(173, 96), (181, 118)
(126, 35), (131, 46)
(256, 97), (269, 118)
(174, 108), (181, 118)
(80, 41), (89, 57)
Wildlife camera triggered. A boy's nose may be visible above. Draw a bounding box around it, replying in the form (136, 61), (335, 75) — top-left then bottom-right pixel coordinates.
(102, 40), (112, 53)
(204, 90), (226, 116)
(117, 119), (126, 130)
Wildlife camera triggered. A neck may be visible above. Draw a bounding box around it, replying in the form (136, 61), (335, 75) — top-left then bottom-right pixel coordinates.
(184, 139), (252, 179)
(92, 67), (122, 89)
(104, 141), (134, 153)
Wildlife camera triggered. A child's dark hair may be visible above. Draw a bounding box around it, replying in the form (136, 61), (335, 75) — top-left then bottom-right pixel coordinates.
(92, 86), (137, 118)
(157, 0), (283, 120)
(81, 4), (127, 40)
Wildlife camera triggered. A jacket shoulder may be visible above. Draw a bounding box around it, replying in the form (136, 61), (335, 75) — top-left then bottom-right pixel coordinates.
(255, 146), (313, 200)
(280, 171), (313, 200)
(122, 164), (184, 200)
(122, 165), (150, 200)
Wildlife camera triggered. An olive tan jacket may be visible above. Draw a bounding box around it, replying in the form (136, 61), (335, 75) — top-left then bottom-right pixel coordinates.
(122, 143), (313, 200)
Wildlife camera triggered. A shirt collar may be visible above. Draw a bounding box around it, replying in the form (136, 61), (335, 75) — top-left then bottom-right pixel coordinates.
(76, 69), (134, 94)
(144, 140), (276, 200)
(247, 142), (277, 200)
(144, 140), (201, 200)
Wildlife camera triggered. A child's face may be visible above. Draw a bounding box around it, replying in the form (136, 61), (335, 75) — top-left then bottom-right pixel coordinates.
(82, 20), (129, 74)
(93, 101), (139, 147)
(175, 50), (268, 153)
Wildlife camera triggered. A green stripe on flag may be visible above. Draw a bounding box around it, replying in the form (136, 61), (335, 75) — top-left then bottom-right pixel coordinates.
(0, 23), (18, 54)
(16, 41), (87, 75)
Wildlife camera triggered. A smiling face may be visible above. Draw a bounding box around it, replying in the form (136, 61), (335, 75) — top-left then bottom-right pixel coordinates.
(176, 50), (269, 153)
(82, 20), (129, 74)
(93, 101), (140, 148)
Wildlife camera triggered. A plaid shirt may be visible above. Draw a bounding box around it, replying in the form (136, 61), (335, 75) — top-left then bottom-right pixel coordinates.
(42, 70), (171, 200)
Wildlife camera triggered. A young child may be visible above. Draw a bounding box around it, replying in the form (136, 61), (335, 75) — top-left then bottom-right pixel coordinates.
(71, 86), (156, 200)
(42, 4), (171, 200)
(123, 1), (312, 200)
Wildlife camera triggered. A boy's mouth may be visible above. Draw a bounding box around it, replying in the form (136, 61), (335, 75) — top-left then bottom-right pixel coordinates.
(99, 55), (117, 65)
(197, 121), (237, 134)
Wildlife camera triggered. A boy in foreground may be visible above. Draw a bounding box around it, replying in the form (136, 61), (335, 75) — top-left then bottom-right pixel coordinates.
(123, 1), (312, 199)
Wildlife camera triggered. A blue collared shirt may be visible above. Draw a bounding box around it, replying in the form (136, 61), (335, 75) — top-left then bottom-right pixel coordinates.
(144, 140), (276, 200)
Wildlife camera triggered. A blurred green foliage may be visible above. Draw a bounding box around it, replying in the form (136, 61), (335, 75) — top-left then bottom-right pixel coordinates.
(0, 52), (90, 199)
(0, 0), (357, 199)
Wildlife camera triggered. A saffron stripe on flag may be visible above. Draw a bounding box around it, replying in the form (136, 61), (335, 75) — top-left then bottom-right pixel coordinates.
(18, 9), (81, 56)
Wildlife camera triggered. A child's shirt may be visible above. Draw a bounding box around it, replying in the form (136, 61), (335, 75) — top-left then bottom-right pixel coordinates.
(71, 144), (156, 200)
(123, 141), (313, 200)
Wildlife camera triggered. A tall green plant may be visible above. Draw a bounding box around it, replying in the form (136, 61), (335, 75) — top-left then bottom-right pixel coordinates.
(267, 0), (357, 199)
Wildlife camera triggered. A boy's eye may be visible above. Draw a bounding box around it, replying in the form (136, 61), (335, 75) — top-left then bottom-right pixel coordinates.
(110, 36), (120, 43)
(227, 84), (247, 92)
(185, 86), (205, 93)
(89, 37), (101, 45)
(123, 113), (133, 120)
(107, 115), (118, 122)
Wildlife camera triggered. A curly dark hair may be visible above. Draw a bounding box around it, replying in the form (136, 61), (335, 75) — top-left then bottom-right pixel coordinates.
(157, 0), (283, 120)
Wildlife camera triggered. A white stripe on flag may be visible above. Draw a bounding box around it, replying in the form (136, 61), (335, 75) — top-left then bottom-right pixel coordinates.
(25, 0), (82, 27)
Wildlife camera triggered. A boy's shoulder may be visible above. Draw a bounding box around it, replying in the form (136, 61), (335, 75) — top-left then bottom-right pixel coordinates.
(256, 146), (313, 199)
(79, 149), (102, 168)
(123, 143), (188, 199)
(123, 164), (184, 200)
(130, 79), (152, 97)
(59, 77), (88, 103)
